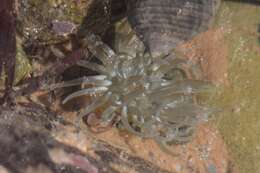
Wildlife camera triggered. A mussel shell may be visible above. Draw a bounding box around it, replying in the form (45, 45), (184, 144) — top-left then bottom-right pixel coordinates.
(126, 0), (221, 57)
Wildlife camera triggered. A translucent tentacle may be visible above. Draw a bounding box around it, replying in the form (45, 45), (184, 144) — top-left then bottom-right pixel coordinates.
(159, 103), (212, 124)
(155, 139), (179, 157)
(100, 106), (117, 125)
(77, 60), (108, 75)
(84, 32), (116, 66)
(49, 75), (111, 90)
(151, 58), (187, 75)
(79, 92), (112, 118)
(63, 87), (108, 104)
(141, 118), (161, 138)
(121, 106), (149, 138)
(148, 80), (214, 100)
(122, 86), (145, 104)
(153, 95), (190, 108)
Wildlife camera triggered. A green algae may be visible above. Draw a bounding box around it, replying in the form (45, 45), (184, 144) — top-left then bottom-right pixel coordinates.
(15, 36), (32, 85)
(0, 36), (32, 87)
(212, 2), (260, 172)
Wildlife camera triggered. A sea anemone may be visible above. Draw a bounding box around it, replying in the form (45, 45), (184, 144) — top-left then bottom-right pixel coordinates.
(49, 29), (214, 152)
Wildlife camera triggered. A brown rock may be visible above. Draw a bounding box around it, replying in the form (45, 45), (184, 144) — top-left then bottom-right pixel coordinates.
(177, 29), (229, 85)
(75, 123), (236, 173)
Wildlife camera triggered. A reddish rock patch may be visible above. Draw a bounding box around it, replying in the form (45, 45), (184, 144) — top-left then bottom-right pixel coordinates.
(177, 29), (229, 85)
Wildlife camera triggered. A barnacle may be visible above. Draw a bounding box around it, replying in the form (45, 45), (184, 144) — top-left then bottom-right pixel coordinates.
(49, 24), (214, 153)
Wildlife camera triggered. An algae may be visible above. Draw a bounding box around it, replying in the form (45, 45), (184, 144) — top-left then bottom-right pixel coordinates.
(212, 2), (260, 173)
(0, 36), (32, 87)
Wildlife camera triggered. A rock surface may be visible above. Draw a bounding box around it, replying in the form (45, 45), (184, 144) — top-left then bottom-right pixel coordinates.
(0, 101), (237, 173)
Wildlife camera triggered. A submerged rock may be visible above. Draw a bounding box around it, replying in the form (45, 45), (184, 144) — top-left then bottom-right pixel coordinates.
(17, 0), (112, 44)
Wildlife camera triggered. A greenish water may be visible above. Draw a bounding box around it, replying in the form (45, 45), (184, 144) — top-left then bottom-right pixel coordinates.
(213, 2), (260, 173)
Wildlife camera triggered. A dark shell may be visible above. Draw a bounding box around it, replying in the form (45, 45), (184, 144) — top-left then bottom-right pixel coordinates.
(126, 0), (221, 57)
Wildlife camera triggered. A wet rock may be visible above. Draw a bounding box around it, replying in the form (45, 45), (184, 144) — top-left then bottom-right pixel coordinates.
(177, 29), (229, 85)
(0, 103), (172, 173)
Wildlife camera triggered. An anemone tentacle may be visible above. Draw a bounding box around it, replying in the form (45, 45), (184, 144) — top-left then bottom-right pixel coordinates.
(62, 87), (108, 104)
(50, 30), (214, 147)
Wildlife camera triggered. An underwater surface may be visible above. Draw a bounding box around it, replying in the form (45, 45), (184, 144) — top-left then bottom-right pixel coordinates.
(213, 1), (260, 173)
(0, 1), (260, 172)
